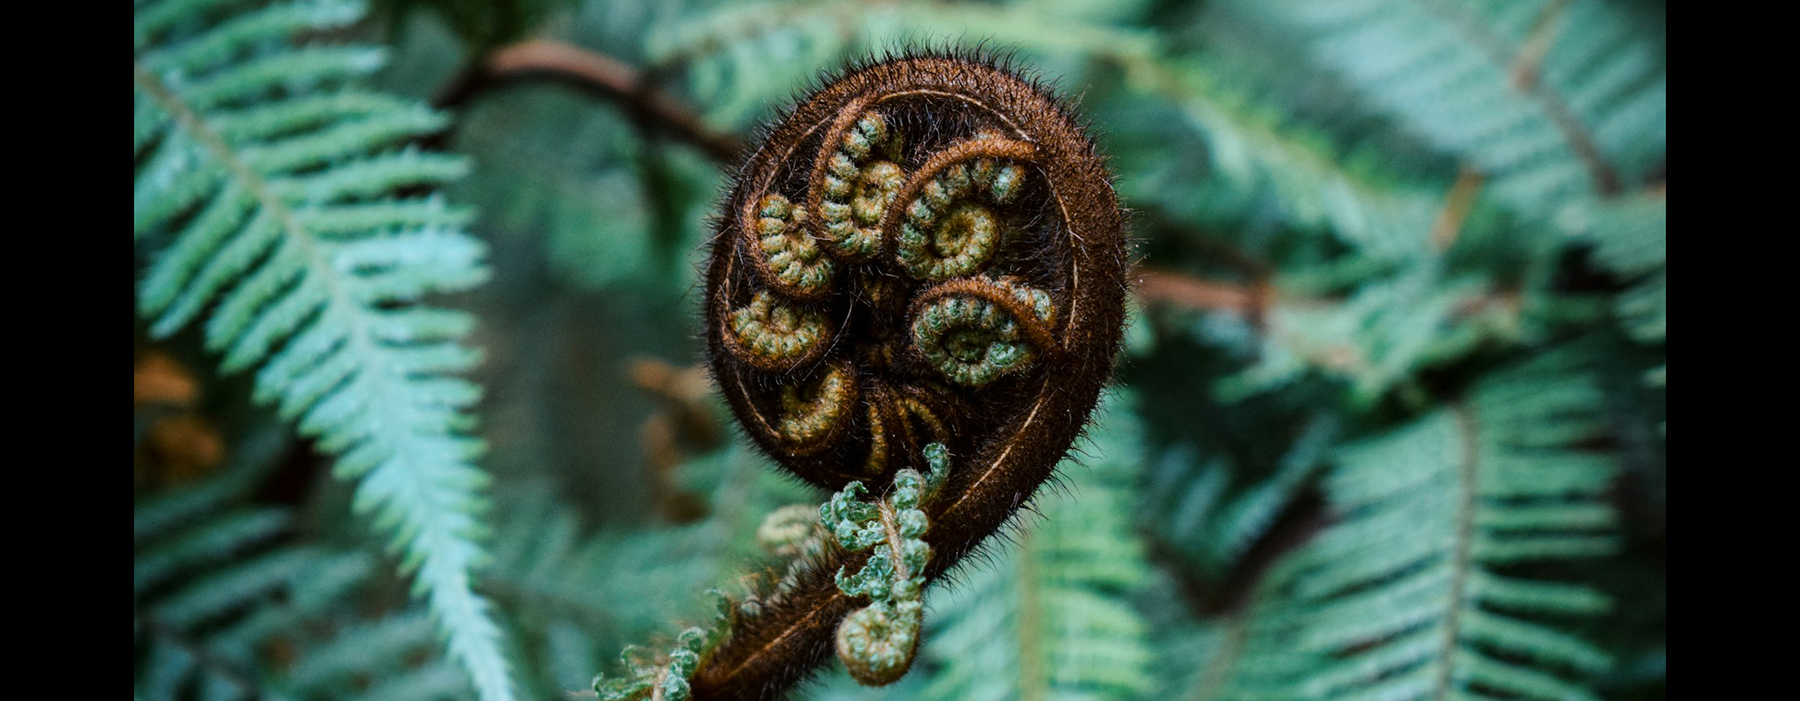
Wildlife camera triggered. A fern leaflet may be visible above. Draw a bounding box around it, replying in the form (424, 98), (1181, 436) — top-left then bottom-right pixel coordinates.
(1238, 0), (1666, 217)
(132, 1), (513, 698)
(1204, 350), (1618, 700)
(134, 464), (465, 701)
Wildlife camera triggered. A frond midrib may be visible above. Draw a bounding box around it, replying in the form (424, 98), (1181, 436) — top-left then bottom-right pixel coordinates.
(1015, 524), (1046, 701)
(134, 55), (466, 575)
(134, 56), (507, 699)
(1433, 401), (1480, 699)
(1404, 0), (1619, 195)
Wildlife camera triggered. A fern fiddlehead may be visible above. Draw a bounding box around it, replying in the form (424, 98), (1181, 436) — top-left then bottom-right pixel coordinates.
(669, 51), (1128, 698)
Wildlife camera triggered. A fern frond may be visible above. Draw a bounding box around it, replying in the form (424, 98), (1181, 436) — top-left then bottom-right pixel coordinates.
(1148, 417), (1337, 579)
(1121, 55), (1444, 260)
(1206, 350), (1619, 700)
(483, 488), (725, 697)
(132, 1), (512, 698)
(647, 0), (863, 125)
(1239, 0), (1666, 217)
(1199, 264), (1519, 402)
(134, 484), (360, 699)
(1571, 195), (1666, 349)
(135, 465), (475, 701)
(1177, 562), (1316, 701)
(916, 394), (1154, 701)
(132, 429), (289, 546)
(488, 448), (819, 696)
(451, 99), (714, 293)
(649, 0), (1157, 127)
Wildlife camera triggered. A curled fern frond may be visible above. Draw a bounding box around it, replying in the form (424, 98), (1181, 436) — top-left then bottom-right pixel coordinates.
(666, 50), (1130, 699)
(821, 458), (945, 685)
(132, 1), (512, 698)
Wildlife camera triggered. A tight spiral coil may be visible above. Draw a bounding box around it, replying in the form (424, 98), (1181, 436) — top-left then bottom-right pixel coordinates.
(696, 50), (1128, 698)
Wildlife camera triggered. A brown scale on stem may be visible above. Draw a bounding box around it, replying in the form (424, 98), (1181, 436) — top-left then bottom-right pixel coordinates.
(695, 50), (1128, 698)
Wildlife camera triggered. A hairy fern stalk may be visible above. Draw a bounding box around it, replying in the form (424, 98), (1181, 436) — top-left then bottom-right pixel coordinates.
(133, 1), (513, 698)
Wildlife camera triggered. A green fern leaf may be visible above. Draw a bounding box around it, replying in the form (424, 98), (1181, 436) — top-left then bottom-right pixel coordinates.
(1569, 195), (1665, 358)
(1198, 264), (1518, 403)
(1201, 350), (1618, 700)
(135, 460), (481, 701)
(132, 1), (512, 698)
(1239, 0), (1666, 217)
(1123, 55), (1445, 260)
(1149, 417), (1337, 579)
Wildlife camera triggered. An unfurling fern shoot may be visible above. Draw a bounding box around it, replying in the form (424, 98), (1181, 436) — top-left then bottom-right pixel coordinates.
(690, 51), (1129, 697)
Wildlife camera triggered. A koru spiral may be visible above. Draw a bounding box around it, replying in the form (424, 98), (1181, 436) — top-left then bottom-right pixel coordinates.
(706, 52), (1128, 492)
(694, 51), (1128, 698)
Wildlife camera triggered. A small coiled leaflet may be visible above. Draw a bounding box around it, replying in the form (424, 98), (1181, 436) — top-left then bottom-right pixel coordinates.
(816, 112), (905, 260)
(751, 194), (833, 299)
(723, 289), (827, 372)
(911, 277), (1056, 387)
(820, 455), (943, 686)
(774, 361), (856, 453)
(893, 137), (1025, 281)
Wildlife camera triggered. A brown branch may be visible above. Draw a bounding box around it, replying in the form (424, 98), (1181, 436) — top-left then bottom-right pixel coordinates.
(1508, 0), (1572, 92)
(628, 358), (720, 523)
(1134, 269), (1269, 320)
(434, 39), (744, 163)
(1430, 167), (1487, 251)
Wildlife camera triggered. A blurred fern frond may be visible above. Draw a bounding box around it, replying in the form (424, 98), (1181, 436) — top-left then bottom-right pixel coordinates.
(1200, 350), (1619, 700)
(483, 487), (727, 696)
(1573, 195), (1666, 360)
(1121, 56), (1445, 260)
(133, 462), (467, 701)
(646, 0), (1157, 128)
(1193, 264), (1523, 403)
(914, 394), (1155, 701)
(1236, 0), (1666, 217)
(1148, 416), (1337, 579)
(132, 1), (513, 698)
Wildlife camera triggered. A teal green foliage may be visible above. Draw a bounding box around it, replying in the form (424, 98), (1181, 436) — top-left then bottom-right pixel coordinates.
(135, 0), (1665, 698)
(1232, 0), (1665, 218)
(1193, 352), (1620, 700)
(133, 448), (475, 701)
(1147, 416), (1338, 578)
(450, 93), (717, 294)
(1569, 195), (1667, 384)
(132, 1), (512, 698)
(377, 0), (576, 49)
(485, 448), (815, 698)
